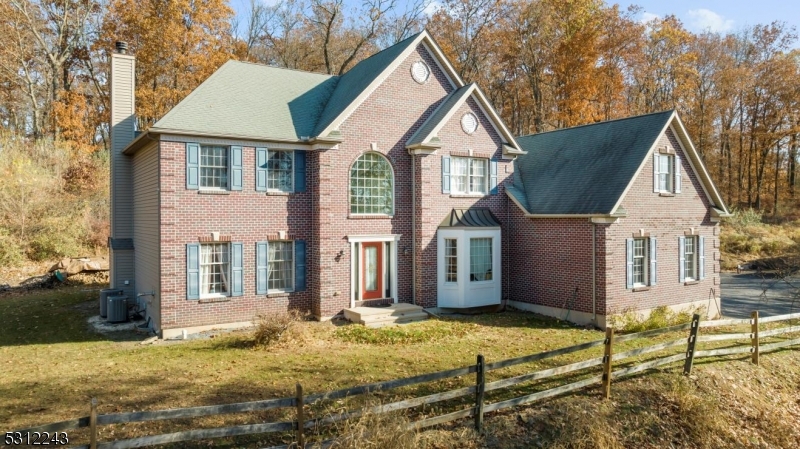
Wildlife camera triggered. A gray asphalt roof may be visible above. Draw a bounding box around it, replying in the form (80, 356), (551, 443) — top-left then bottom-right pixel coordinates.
(511, 110), (675, 215)
(440, 208), (501, 228)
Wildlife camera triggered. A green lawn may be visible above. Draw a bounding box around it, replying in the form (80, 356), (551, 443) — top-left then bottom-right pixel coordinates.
(1, 286), (798, 448)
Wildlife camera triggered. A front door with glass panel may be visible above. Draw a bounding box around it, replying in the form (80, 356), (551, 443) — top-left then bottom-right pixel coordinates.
(362, 242), (383, 300)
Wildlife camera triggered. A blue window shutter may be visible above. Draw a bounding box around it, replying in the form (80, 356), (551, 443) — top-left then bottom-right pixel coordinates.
(649, 237), (657, 286)
(255, 147), (268, 191)
(698, 236), (705, 280)
(294, 150), (306, 192)
(442, 156), (451, 193)
(626, 238), (634, 289)
(231, 242), (243, 296)
(186, 143), (200, 190)
(679, 236), (686, 283)
(674, 155), (682, 193)
(187, 243), (200, 299)
(256, 241), (268, 295)
(295, 240), (307, 291)
(653, 153), (660, 193)
(489, 159), (499, 194)
(230, 146), (243, 190)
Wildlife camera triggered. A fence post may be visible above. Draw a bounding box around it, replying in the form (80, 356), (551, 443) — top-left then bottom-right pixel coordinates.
(602, 326), (613, 399)
(295, 383), (305, 449)
(474, 354), (486, 431)
(751, 311), (760, 366)
(683, 313), (701, 375)
(89, 397), (98, 449)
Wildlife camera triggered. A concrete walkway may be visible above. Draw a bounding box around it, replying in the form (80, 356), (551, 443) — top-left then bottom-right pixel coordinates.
(721, 272), (799, 318)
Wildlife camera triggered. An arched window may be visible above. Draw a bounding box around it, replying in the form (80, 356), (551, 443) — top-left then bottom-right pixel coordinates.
(350, 153), (394, 215)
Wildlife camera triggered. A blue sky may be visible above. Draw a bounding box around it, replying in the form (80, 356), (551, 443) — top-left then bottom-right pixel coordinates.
(231, 0), (799, 41)
(622, 0), (799, 35)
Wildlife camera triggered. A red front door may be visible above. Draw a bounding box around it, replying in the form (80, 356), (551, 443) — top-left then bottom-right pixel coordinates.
(362, 242), (383, 300)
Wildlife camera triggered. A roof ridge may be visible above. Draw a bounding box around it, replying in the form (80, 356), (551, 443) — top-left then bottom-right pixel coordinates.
(224, 59), (337, 78)
(344, 32), (423, 70)
(516, 109), (675, 139)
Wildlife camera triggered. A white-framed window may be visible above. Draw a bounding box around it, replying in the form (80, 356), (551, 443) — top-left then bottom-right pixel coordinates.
(445, 239), (458, 283)
(200, 145), (228, 189)
(268, 241), (294, 291)
(200, 243), (230, 296)
(684, 236), (697, 281)
(470, 237), (493, 281)
(632, 238), (648, 286)
(658, 154), (673, 192)
(350, 152), (394, 215)
(452, 157), (487, 195)
(268, 150), (293, 192)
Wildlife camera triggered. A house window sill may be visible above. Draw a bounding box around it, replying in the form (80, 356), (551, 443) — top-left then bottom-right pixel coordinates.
(658, 192), (675, 197)
(450, 194), (487, 198)
(266, 191), (292, 196)
(198, 296), (230, 303)
(684, 280), (699, 286)
(348, 214), (394, 219)
(199, 189), (231, 195)
(266, 291), (294, 298)
(632, 286), (651, 292)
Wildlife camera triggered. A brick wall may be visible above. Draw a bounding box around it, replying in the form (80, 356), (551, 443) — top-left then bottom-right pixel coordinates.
(604, 128), (720, 315)
(158, 140), (314, 331)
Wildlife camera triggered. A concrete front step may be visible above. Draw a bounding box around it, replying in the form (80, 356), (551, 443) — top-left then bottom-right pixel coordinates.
(343, 303), (429, 328)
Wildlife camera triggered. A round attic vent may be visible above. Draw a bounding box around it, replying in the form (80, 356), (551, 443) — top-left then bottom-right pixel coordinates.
(411, 61), (430, 84)
(461, 113), (479, 134)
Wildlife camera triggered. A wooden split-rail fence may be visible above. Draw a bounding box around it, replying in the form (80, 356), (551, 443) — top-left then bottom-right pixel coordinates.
(15, 311), (800, 449)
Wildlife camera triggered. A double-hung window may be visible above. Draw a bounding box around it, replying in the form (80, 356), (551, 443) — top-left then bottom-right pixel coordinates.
(256, 239), (307, 294)
(267, 241), (294, 291)
(626, 237), (657, 289)
(256, 148), (306, 193)
(267, 150), (293, 192)
(679, 235), (705, 282)
(653, 152), (682, 194)
(187, 242), (244, 300)
(452, 157), (487, 195)
(445, 239), (458, 283)
(186, 143), (243, 191)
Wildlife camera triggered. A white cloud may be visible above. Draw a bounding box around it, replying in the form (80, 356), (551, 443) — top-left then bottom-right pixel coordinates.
(687, 9), (734, 33)
(423, 0), (442, 17)
(640, 12), (660, 24)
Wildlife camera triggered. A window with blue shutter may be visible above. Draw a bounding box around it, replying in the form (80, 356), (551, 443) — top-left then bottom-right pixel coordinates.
(442, 156), (451, 193)
(295, 240), (307, 291)
(653, 153), (660, 193)
(255, 148), (268, 191)
(625, 238), (634, 289)
(230, 146), (243, 190)
(679, 236), (686, 283)
(256, 241), (268, 295)
(649, 237), (657, 286)
(489, 159), (498, 194)
(294, 150), (306, 192)
(231, 242), (243, 296)
(186, 143), (200, 190)
(186, 243), (200, 299)
(698, 236), (705, 280)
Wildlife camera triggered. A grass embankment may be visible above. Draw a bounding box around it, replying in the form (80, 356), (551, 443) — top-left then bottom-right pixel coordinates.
(1, 286), (799, 448)
(721, 208), (800, 271)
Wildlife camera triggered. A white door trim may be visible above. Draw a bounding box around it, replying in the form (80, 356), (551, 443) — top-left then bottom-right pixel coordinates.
(347, 234), (401, 307)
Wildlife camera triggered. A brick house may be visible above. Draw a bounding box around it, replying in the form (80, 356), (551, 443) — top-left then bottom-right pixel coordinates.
(109, 31), (730, 337)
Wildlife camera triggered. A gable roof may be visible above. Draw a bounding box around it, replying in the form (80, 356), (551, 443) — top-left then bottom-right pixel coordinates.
(405, 83), (524, 155)
(151, 61), (337, 141)
(510, 110), (676, 216)
(311, 33), (422, 138)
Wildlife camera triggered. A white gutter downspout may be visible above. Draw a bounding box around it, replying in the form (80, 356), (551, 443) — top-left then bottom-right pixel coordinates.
(592, 223), (597, 326)
(411, 157), (416, 306)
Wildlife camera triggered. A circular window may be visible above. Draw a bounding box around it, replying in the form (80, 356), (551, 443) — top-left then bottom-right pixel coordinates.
(461, 113), (479, 134)
(411, 61), (430, 84)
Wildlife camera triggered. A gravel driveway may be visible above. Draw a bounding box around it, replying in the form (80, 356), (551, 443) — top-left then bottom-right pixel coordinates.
(721, 272), (799, 318)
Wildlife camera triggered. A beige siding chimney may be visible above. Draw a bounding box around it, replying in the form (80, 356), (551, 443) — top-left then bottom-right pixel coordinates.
(109, 41), (136, 297)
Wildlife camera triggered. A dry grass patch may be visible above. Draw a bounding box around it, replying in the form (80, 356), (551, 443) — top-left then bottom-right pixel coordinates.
(252, 310), (306, 348)
(333, 319), (479, 345)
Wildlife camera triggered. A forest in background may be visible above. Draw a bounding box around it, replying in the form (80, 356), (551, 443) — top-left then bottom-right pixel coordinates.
(0, 0), (799, 267)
